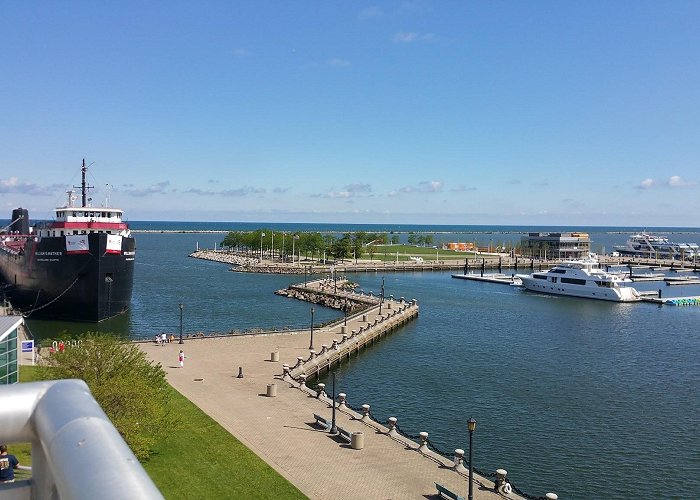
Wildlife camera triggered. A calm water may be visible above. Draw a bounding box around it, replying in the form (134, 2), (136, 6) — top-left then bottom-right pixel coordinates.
(25, 229), (700, 499)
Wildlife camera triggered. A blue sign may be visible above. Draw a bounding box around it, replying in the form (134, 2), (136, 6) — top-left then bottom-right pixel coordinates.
(21, 340), (34, 352)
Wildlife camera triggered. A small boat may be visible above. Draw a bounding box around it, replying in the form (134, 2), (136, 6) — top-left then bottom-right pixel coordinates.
(517, 256), (641, 302)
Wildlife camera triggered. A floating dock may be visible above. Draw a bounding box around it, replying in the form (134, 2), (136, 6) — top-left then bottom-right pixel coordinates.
(451, 273), (521, 285)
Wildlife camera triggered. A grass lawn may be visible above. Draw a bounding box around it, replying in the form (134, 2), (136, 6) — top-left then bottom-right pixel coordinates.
(365, 244), (477, 261)
(16, 366), (306, 499)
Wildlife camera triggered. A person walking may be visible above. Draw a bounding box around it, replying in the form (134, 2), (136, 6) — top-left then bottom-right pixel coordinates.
(161, 332), (167, 345)
(0, 444), (20, 483)
(178, 350), (184, 368)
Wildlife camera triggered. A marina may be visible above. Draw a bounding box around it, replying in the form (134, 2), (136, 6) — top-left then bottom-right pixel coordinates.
(16, 230), (700, 499)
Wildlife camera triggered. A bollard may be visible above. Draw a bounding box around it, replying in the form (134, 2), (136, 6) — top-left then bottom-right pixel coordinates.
(341, 325), (347, 334)
(387, 302), (392, 309)
(317, 383), (327, 399)
(332, 340), (339, 350)
(494, 469), (508, 492)
(418, 432), (429, 454)
(342, 334), (348, 343)
(270, 351), (279, 362)
(387, 417), (398, 437)
(361, 404), (371, 422)
(362, 314), (368, 322)
(266, 383), (277, 397)
(320, 344), (328, 354)
(298, 373), (307, 387)
(337, 392), (347, 409)
(237, 367), (244, 378)
(309, 350), (316, 360)
(295, 356), (305, 368)
(282, 364), (290, 379)
(545, 494), (558, 500)
(453, 449), (467, 473)
(350, 431), (364, 450)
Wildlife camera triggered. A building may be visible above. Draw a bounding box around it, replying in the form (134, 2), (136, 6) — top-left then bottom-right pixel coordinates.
(445, 242), (476, 252)
(0, 315), (23, 384)
(520, 232), (591, 260)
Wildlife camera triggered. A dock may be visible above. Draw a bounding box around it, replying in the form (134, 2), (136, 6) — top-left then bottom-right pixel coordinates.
(451, 273), (521, 285)
(136, 277), (547, 499)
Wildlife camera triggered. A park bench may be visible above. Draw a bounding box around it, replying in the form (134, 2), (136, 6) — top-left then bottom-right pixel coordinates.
(313, 413), (331, 430)
(435, 482), (464, 500)
(336, 426), (352, 443)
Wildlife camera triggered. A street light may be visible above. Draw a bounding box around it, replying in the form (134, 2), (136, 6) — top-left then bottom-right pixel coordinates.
(344, 298), (348, 326)
(178, 303), (184, 344)
(468, 417), (477, 500)
(260, 232), (265, 260)
(379, 276), (385, 315)
(292, 234), (299, 265)
(309, 307), (315, 350)
(271, 232), (274, 260)
(330, 371), (338, 434)
(282, 232), (286, 262)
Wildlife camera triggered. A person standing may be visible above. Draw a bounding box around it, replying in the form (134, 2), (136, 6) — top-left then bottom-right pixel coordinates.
(178, 350), (184, 368)
(0, 444), (20, 483)
(161, 333), (167, 345)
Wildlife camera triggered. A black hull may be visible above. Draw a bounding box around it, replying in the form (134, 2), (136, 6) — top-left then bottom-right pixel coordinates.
(0, 233), (135, 322)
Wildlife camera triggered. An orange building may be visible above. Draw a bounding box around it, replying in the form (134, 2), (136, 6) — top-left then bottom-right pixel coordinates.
(446, 242), (476, 252)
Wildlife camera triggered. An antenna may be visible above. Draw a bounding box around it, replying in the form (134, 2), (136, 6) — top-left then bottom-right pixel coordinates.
(73, 158), (94, 208)
(104, 183), (113, 207)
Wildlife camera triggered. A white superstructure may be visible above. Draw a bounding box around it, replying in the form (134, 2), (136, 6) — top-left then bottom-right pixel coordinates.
(613, 233), (700, 261)
(518, 257), (641, 302)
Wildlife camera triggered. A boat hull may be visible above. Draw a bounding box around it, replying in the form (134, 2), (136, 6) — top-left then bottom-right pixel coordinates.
(519, 276), (639, 302)
(0, 233), (135, 322)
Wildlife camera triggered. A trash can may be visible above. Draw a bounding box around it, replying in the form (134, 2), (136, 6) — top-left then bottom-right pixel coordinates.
(351, 431), (364, 450)
(266, 383), (277, 397)
(270, 351), (280, 362)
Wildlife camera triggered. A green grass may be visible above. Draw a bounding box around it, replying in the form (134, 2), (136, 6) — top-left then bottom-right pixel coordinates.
(17, 366), (306, 499)
(366, 244), (477, 261)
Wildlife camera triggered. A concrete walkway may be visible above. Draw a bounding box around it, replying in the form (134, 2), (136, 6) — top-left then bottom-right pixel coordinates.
(140, 306), (517, 500)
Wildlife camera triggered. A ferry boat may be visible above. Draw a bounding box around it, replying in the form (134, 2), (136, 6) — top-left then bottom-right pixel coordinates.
(517, 257), (641, 302)
(613, 233), (700, 261)
(0, 160), (135, 322)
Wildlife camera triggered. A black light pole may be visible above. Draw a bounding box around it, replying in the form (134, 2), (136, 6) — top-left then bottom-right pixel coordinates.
(344, 298), (348, 326)
(468, 417), (477, 500)
(379, 276), (385, 315)
(304, 267), (308, 286)
(330, 371), (338, 434)
(309, 307), (315, 350)
(178, 303), (184, 344)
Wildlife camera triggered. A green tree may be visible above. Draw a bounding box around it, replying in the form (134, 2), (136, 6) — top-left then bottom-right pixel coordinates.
(391, 235), (400, 244)
(37, 333), (172, 460)
(407, 233), (417, 245)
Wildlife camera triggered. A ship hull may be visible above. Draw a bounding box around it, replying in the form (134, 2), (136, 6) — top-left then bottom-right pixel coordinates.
(0, 233), (135, 322)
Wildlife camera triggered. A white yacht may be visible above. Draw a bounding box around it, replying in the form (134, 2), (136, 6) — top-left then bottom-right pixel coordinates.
(613, 233), (700, 261)
(518, 257), (641, 302)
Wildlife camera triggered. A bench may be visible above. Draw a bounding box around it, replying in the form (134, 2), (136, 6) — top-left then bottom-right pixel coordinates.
(313, 413), (331, 430)
(337, 426), (352, 443)
(435, 483), (464, 500)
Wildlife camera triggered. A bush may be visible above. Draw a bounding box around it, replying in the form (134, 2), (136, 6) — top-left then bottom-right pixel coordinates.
(37, 332), (173, 460)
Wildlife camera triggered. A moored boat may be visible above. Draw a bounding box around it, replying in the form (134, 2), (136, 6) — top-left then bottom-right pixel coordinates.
(613, 233), (700, 261)
(517, 257), (641, 302)
(0, 160), (135, 322)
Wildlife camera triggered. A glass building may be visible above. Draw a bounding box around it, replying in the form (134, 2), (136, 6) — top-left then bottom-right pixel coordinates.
(520, 232), (591, 260)
(0, 316), (23, 385)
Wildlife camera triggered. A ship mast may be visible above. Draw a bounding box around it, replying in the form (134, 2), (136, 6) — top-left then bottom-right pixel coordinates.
(73, 158), (94, 208)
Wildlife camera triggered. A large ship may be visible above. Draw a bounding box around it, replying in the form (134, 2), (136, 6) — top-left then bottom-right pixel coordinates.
(613, 233), (700, 261)
(0, 160), (135, 322)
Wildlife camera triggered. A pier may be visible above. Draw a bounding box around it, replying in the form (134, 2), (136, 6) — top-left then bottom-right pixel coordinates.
(136, 276), (557, 499)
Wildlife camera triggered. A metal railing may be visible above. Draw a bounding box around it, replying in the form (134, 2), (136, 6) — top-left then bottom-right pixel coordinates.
(0, 379), (163, 500)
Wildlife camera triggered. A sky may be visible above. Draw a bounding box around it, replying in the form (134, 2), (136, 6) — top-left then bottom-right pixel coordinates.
(1, 1), (699, 226)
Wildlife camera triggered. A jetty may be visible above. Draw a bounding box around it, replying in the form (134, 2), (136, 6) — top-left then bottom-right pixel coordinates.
(136, 277), (556, 499)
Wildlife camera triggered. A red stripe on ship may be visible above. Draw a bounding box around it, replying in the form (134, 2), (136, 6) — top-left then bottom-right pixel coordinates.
(66, 249), (90, 254)
(49, 222), (129, 230)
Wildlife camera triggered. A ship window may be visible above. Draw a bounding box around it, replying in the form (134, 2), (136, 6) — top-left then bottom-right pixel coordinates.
(561, 277), (586, 285)
(61, 231), (64, 236)
(73, 230), (78, 235)
(550, 269), (566, 274)
(534, 274), (547, 280)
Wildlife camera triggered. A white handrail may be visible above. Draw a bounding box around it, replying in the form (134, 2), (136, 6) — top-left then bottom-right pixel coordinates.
(0, 379), (163, 499)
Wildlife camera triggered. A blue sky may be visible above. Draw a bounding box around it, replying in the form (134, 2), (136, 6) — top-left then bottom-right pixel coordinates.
(1, 1), (699, 226)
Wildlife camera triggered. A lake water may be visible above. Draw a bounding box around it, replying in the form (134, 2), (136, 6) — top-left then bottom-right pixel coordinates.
(25, 229), (700, 499)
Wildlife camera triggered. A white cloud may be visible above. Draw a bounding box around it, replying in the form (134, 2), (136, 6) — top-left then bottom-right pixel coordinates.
(326, 58), (351, 68)
(638, 178), (655, 189)
(667, 175), (696, 187)
(392, 32), (436, 43)
(0, 177), (59, 196)
(358, 6), (383, 19)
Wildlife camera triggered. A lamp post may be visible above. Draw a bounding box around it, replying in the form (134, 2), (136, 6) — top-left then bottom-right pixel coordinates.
(309, 307), (315, 350)
(271, 231), (274, 260)
(330, 371), (338, 434)
(468, 417), (477, 500)
(282, 232), (286, 262)
(292, 234), (297, 264)
(260, 232), (265, 260)
(178, 303), (184, 344)
(379, 276), (385, 315)
(344, 298), (348, 326)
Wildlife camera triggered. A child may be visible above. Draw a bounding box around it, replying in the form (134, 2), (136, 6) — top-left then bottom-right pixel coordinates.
(178, 350), (184, 368)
